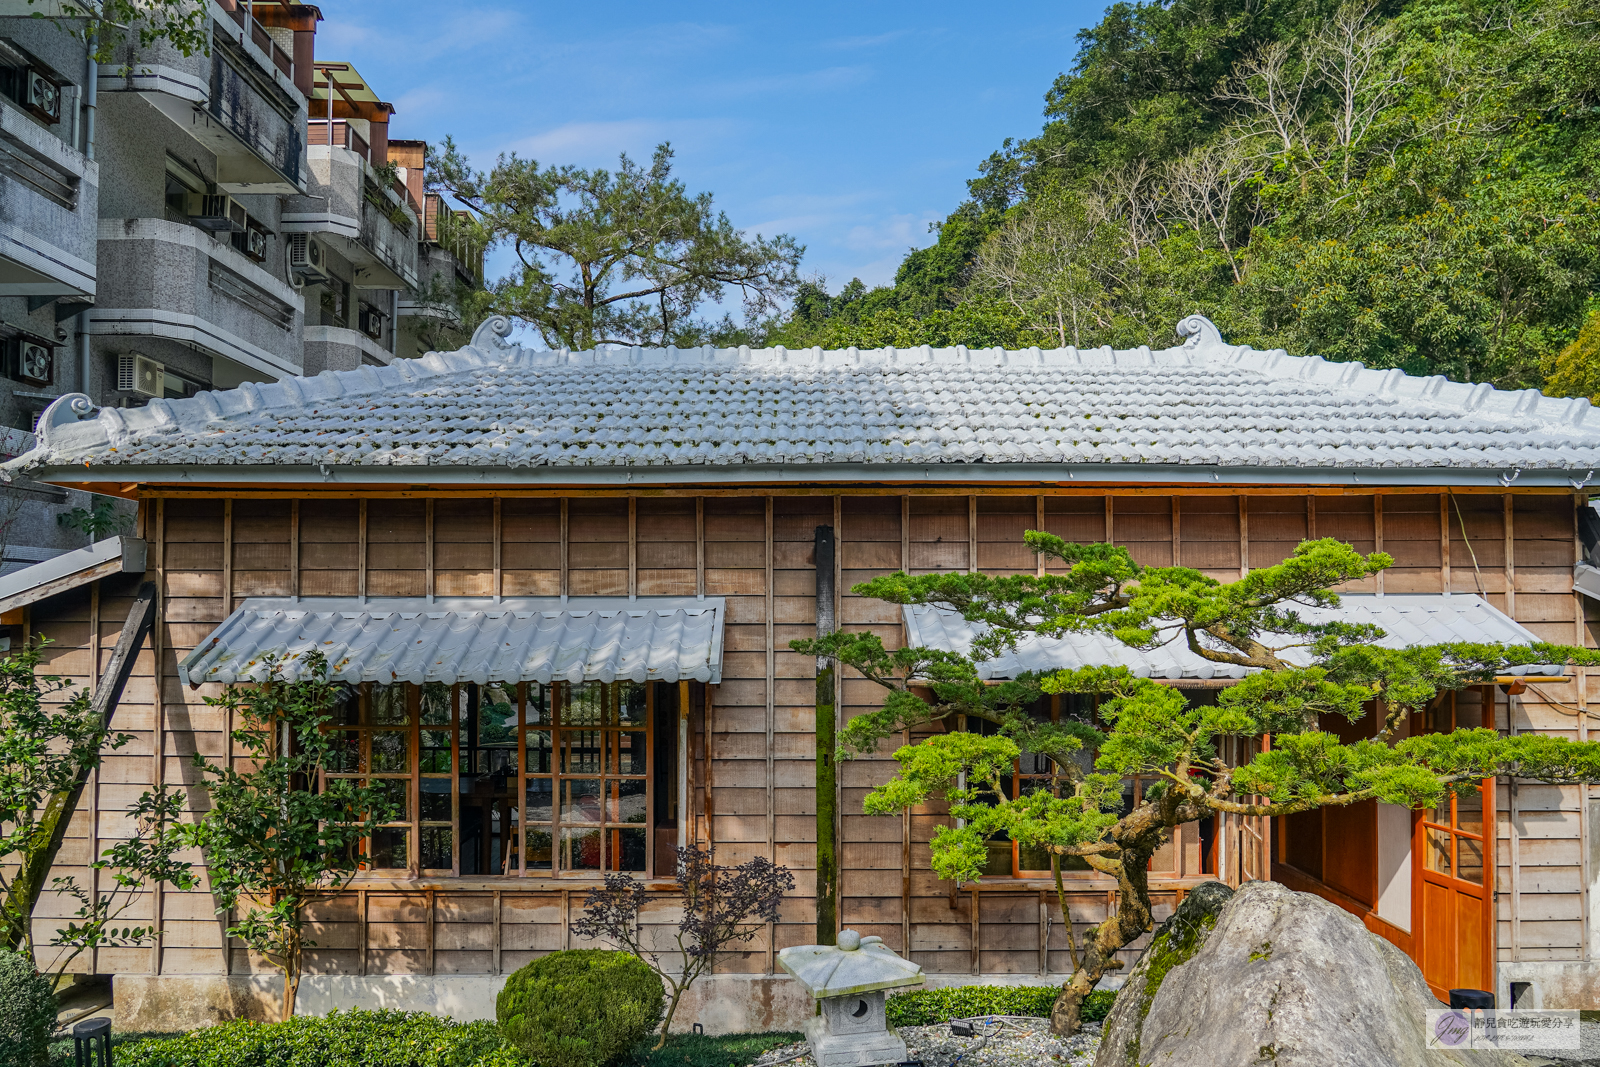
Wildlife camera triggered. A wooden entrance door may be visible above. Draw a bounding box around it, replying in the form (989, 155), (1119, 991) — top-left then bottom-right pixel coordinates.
(1415, 778), (1494, 1000)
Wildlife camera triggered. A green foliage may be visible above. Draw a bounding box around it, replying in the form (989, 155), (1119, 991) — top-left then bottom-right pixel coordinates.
(770, 0), (1600, 390)
(188, 653), (396, 1020)
(497, 950), (665, 1067)
(620, 1031), (802, 1067)
(111, 1010), (524, 1067)
(0, 949), (55, 1067)
(430, 140), (802, 350)
(56, 498), (130, 541)
(800, 531), (1600, 1029)
(0, 640), (129, 961)
(885, 985), (1115, 1027)
(1546, 308), (1600, 403)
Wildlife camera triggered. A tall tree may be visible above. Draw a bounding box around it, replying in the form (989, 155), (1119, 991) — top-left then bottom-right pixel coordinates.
(431, 141), (802, 350)
(796, 534), (1600, 1036)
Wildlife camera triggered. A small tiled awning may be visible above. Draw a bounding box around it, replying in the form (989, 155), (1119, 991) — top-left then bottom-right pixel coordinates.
(903, 594), (1564, 681)
(178, 596), (726, 686)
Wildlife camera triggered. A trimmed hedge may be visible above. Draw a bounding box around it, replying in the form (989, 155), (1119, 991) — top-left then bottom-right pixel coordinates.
(0, 949), (56, 1067)
(112, 1009), (527, 1067)
(497, 950), (664, 1067)
(886, 985), (1116, 1027)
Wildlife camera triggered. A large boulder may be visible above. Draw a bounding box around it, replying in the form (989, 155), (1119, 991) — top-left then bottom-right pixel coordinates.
(1096, 879), (1530, 1067)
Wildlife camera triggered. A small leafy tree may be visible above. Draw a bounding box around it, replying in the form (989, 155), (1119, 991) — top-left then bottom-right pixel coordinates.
(56, 497), (131, 542)
(189, 653), (395, 1021)
(573, 846), (793, 1048)
(795, 534), (1600, 1036)
(46, 787), (195, 979)
(0, 640), (129, 959)
(28, 0), (208, 66)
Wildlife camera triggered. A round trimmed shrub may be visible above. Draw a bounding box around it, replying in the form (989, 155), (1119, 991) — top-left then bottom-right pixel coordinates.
(0, 949), (56, 1067)
(497, 950), (664, 1067)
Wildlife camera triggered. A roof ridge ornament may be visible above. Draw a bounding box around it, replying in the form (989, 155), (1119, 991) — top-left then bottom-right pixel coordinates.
(471, 315), (514, 355)
(37, 393), (96, 449)
(1176, 313), (1224, 351)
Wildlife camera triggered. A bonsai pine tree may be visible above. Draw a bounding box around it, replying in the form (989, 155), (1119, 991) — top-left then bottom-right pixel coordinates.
(794, 534), (1600, 1036)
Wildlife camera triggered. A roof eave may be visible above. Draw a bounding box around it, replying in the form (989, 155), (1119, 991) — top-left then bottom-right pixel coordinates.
(22, 462), (1595, 492)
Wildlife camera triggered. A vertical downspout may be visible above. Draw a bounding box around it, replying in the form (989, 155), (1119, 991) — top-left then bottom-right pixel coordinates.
(677, 679), (690, 857)
(814, 524), (837, 945)
(77, 29), (97, 398)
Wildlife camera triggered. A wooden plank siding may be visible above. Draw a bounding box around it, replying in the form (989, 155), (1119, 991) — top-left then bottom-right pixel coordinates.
(22, 489), (1592, 980)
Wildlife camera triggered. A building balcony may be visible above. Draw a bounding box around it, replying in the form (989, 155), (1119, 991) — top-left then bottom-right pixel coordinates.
(282, 142), (418, 291)
(303, 324), (393, 375)
(0, 96), (97, 297)
(97, 0), (306, 193)
(89, 217), (304, 378)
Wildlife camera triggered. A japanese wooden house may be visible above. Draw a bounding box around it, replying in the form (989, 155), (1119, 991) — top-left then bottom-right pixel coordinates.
(7, 313), (1600, 1030)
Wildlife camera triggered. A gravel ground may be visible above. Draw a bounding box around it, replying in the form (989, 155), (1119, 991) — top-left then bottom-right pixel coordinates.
(752, 1016), (1101, 1067)
(1529, 1017), (1600, 1067)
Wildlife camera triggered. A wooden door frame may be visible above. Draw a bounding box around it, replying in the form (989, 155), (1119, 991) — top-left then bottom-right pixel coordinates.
(1411, 773), (1496, 997)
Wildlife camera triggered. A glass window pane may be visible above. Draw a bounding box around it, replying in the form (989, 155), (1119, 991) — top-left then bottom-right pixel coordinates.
(371, 827), (408, 869)
(611, 778), (647, 824)
(526, 684), (552, 726)
(420, 730), (452, 773)
(481, 687), (518, 745)
(371, 685), (409, 725)
(563, 731), (602, 775)
(982, 840), (1013, 877)
(525, 778), (553, 824)
(1455, 788), (1483, 837)
(1018, 842), (1054, 873)
(611, 827), (646, 872)
(329, 685), (360, 726)
(1424, 825), (1451, 875)
(566, 684), (605, 726)
(421, 683), (452, 726)
(525, 826), (552, 870)
(327, 731), (363, 773)
(420, 778), (451, 821)
(619, 683), (647, 725)
(1457, 834), (1484, 885)
(562, 779), (603, 824)
(371, 777), (409, 822)
(616, 731), (647, 775)
(420, 826), (452, 870)
(526, 730), (554, 774)
(371, 730), (409, 773)
(564, 827), (601, 871)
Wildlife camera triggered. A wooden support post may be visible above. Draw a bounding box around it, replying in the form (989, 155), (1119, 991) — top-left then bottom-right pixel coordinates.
(968, 495), (978, 574)
(222, 498), (233, 616)
(1105, 495), (1113, 543)
(493, 890), (502, 975)
(1036, 496), (1045, 577)
(970, 887), (981, 975)
(493, 497), (502, 602)
(1440, 495), (1452, 593)
(289, 499), (300, 600)
(901, 496), (912, 958)
(427, 888), (436, 975)
(765, 497), (775, 867)
(357, 499), (368, 601)
(358, 889), (368, 976)
(1374, 495), (1384, 595)
(88, 579), (101, 974)
(559, 498), (569, 599)
(152, 500), (165, 976)
(815, 522), (838, 945)
(1038, 891), (1048, 975)
(678, 679), (690, 853)
(1307, 495), (1316, 540)
(696, 498), (706, 598)
(425, 498), (435, 601)
(1172, 497), (1181, 567)
(1504, 495), (1516, 618)
(1239, 496), (1249, 578)
(628, 497), (637, 599)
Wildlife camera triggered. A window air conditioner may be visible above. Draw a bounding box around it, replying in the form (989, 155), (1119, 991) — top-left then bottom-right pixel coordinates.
(358, 306), (386, 340)
(23, 68), (60, 124)
(185, 193), (247, 233)
(16, 341), (52, 386)
(288, 233), (330, 283)
(117, 353), (164, 398)
(246, 228), (268, 260)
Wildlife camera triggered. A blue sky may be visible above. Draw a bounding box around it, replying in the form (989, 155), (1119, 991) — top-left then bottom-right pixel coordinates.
(316, 1), (1104, 306)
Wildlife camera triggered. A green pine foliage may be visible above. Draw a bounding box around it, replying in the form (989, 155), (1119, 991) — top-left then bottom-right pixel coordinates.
(496, 950), (665, 1067)
(110, 1010), (523, 1067)
(886, 985), (1116, 1027)
(771, 0), (1600, 393)
(0, 949), (56, 1067)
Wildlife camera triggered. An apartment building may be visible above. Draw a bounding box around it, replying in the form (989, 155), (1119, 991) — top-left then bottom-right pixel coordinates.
(0, 2), (474, 571)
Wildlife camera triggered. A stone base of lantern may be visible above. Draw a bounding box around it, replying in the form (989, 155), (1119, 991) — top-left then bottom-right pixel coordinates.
(804, 1018), (909, 1067)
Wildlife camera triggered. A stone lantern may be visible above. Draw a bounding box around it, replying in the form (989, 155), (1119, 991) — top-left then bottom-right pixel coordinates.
(777, 929), (925, 1067)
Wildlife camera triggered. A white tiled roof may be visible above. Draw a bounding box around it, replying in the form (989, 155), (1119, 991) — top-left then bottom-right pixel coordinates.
(13, 315), (1600, 484)
(903, 594), (1565, 680)
(177, 596), (726, 686)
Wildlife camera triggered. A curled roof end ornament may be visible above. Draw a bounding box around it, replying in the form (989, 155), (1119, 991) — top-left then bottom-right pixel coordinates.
(37, 393), (96, 449)
(471, 315), (514, 353)
(1176, 314), (1224, 350)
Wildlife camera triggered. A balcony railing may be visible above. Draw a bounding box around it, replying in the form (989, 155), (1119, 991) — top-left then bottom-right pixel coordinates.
(308, 119), (368, 162)
(216, 0), (294, 80)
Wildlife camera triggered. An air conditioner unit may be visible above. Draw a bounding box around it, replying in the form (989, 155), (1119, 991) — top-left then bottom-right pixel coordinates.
(117, 353), (164, 398)
(358, 306), (386, 340)
(288, 233), (329, 283)
(185, 193), (246, 232)
(246, 228), (268, 260)
(23, 68), (59, 124)
(16, 340), (52, 385)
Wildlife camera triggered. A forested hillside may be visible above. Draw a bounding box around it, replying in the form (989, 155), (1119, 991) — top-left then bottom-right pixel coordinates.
(770, 0), (1600, 394)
